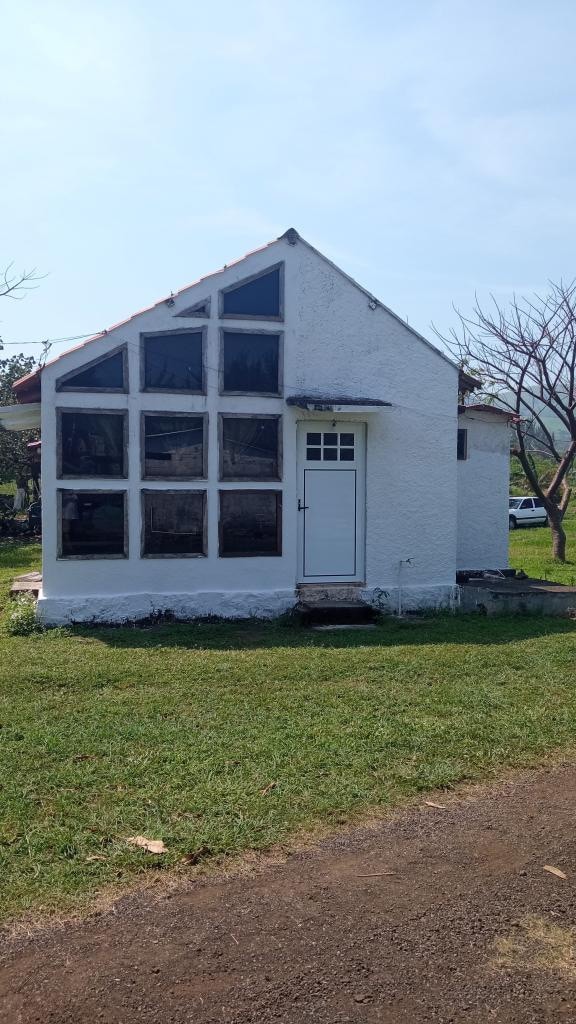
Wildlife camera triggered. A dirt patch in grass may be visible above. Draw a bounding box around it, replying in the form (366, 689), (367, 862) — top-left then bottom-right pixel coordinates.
(3, 763), (576, 1023)
(492, 914), (576, 978)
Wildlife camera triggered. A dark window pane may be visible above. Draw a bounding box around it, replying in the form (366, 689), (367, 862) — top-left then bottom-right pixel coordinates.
(307, 447), (321, 461)
(60, 411), (126, 477)
(221, 417), (280, 480)
(58, 351), (125, 391)
(307, 432), (321, 445)
(143, 415), (204, 479)
(323, 433), (337, 445)
(323, 448), (337, 461)
(222, 267), (281, 318)
(457, 428), (467, 460)
(175, 298), (210, 318)
(534, 498), (544, 508)
(222, 332), (280, 394)
(143, 491), (205, 556)
(220, 490), (282, 556)
(520, 499), (533, 509)
(143, 332), (203, 391)
(340, 433), (354, 446)
(340, 448), (354, 461)
(60, 491), (125, 557)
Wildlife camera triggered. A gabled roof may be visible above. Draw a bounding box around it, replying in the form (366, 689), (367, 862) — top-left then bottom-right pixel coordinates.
(13, 228), (456, 402)
(459, 403), (517, 421)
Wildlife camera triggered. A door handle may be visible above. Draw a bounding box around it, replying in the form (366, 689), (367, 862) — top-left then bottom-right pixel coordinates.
(298, 499), (309, 511)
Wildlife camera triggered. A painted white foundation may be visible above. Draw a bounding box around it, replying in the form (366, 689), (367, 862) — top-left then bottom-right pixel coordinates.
(37, 584), (458, 625)
(36, 588), (297, 625)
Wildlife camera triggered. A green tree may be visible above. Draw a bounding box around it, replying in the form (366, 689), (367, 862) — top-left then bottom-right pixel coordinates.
(0, 354), (39, 494)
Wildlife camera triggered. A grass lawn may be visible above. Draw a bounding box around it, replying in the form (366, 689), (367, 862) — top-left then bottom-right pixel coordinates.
(1, 538), (576, 925)
(509, 504), (576, 585)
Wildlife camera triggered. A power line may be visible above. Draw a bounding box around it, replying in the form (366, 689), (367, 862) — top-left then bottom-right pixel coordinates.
(0, 331), (101, 347)
(3, 326), (461, 425)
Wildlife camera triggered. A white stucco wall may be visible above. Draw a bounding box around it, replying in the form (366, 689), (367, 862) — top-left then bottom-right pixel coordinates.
(37, 234), (460, 624)
(456, 410), (510, 570)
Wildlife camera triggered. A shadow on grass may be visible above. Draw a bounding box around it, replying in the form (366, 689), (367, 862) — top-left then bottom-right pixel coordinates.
(69, 612), (576, 653)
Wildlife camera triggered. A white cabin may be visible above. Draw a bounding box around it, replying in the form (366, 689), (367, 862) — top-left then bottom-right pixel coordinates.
(10, 229), (511, 624)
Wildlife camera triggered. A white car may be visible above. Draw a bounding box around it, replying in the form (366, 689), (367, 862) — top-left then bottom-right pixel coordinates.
(509, 496), (548, 530)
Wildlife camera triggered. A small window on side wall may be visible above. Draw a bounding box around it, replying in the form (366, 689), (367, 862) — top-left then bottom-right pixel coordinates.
(142, 329), (204, 392)
(56, 346), (127, 393)
(457, 428), (468, 461)
(141, 490), (206, 557)
(221, 330), (281, 395)
(58, 490), (127, 558)
(58, 410), (127, 478)
(220, 415), (281, 480)
(219, 490), (282, 557)
(142, 413), (207, 480)
(220, 264), (283, 320)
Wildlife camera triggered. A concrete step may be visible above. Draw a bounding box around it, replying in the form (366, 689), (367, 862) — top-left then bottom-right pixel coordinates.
(296, 584), (365, 604)
(297, 599), (376, 627)
(10, 571), (42, 599)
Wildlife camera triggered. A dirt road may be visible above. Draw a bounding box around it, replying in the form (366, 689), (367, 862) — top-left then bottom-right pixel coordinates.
(2, 765), (576, 1023)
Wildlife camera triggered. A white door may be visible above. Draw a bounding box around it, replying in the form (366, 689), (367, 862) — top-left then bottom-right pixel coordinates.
(297, 421), (366, 582)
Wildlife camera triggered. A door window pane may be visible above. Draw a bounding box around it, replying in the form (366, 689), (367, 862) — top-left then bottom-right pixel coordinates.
(221, 266), (281, 318)
(59, 490), (126, 557)
(305, 430), (356, 462)
(57, 349), (125, 392)
(221, 416), (281, 480)
(221, 331), (280, 394)
(142, 491), (206, 556)
(219, 490), (282, 556)
(59, 411), (126, 478)
(142, 331), (204, 391)
(143, 414), (205, 479)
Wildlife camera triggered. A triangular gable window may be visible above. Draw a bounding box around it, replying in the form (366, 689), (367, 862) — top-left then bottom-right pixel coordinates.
(174, 297), (211, 319)
(56, 346), (127, 392)
(220, 264), (283, 320)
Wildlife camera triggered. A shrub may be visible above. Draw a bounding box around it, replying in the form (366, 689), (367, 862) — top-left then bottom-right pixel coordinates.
(6, 595), (44, 636)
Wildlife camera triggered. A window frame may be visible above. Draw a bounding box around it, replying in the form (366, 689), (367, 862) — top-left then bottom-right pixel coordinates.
(140, 411), (208, 481)
(57, 488), (128, 560)
(457, 427), (468, 461)
(218, 489), (283, 558)
(56, 407), (129, 480)
(140, 326), (207, 394)
(140, 488), (208, 559)
(173, 296), (211, 319)
(218, 413), (282, 482)
(219, 327), (283, 397)
(55, 344), (129, 394)
(218, 262), (284, 322)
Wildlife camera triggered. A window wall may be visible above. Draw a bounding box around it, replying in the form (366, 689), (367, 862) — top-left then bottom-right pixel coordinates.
(55, 263), (286, 563)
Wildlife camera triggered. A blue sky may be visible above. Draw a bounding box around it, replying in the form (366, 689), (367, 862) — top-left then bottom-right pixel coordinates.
(2, 0), (576, 364)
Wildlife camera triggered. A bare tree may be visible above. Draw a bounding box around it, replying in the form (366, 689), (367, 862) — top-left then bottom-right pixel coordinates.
(0, 263), (43, 301)
(438, 280), (576, 562)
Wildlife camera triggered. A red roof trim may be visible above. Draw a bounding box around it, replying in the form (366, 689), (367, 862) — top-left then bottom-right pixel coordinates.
(13, 233), (286, 400)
